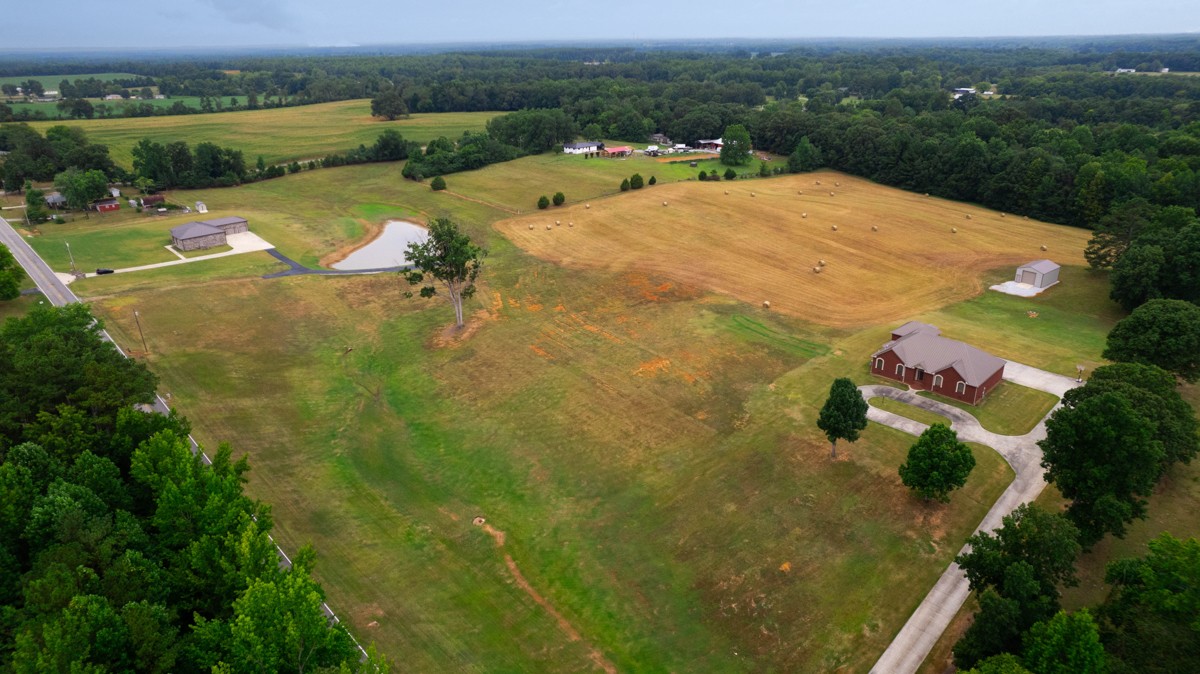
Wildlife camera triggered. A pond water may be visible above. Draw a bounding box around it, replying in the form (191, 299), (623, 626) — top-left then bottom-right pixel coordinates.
(331, 220), (428, 270)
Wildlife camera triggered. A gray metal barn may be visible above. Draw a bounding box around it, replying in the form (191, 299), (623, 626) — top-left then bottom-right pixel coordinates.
(1014, 259), (1061, 288)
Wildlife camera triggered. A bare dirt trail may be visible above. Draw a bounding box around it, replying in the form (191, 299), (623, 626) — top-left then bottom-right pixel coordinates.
(478, 522), (617, 674)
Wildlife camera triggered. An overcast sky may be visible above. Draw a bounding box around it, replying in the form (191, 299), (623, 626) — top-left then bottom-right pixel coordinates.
(9, 0), (1200, 50)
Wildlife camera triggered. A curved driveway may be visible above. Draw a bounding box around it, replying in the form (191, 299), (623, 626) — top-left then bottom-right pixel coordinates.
(866, 363), (1080, 674)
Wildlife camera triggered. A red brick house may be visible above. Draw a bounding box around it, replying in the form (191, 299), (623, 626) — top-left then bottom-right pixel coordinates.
(870, 322), (1006, 405)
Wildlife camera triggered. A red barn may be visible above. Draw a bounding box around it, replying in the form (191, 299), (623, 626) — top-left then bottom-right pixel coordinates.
(870, 322), (1006, 405)
(92, 199), (120, 213)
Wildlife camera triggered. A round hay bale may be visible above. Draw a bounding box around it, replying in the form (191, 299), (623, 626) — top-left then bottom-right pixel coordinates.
(818, 259), (826, 267)
(924, 193), (930, 197)
(829, 191), (835, 197)
(1024, 215), (1029, 219)
(555, 220), (560, 225)
(798, 190), (803, 195)
(762, 300), (771, 309)
(568, 221), (574, 227)
(724, 190), (729, 195)
(965, 214), (972, 220)
(871, 225), (878, 232)
(831, 225), (838, 231)
(1040, 244), (1047, 251)
(815, 180), (821, 185)
(1001, 212), (1007, 218)
(951, 227), (958, 233)
(835, 181), (840, 187)
(801, 212), (807, 218)
(813, 266), (822, 273)
(585, 204), (591, 209)
(528, 224), (534, 230)
(546, 224), (552, 230)
(751, 192), (756, 197)
(662, 201), (668, 207)
(472, 517), (485, 526)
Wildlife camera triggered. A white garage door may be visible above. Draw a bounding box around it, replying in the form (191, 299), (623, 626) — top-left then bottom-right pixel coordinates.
(1020, 270), (1037, 284)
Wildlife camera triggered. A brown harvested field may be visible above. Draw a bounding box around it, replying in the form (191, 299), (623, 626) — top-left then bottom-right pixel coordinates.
(494, 170), (1091, 328)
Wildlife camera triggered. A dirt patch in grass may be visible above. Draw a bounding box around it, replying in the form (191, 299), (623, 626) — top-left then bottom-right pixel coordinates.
(319, 218), (384, 268)
(495, 171), (1091, 328)
(430, 309), (493, 348)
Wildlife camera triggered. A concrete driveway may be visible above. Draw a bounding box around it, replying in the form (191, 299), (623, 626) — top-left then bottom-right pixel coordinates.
(866, 363), (1080, 674)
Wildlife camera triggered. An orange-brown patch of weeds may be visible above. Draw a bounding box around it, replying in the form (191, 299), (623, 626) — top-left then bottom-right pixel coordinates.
(633, 357), (671, 377)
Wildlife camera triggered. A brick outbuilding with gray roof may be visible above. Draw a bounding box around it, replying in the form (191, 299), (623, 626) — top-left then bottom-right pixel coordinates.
(870, 323), (1006, 405)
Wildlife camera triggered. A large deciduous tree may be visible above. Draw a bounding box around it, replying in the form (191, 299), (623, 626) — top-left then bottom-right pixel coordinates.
(370, 88), (409, 121)
(1020, 609), (1107, 674)
(53, 167), (109, 217)
(787, 137), (824, 173)
(1103, 299), (1200, 382)
(953, 505), (1081, 668)
(719, 124), (752, 166)
(1064, 362), (1198, 469)
(816, 378), (868, 459)
(1099, 534), (1200, 674)
(0, 244), (22, 301)
(898, 423), (975, 502)
(401, 218), (486, 329)
(1039, 392), (1164, 546)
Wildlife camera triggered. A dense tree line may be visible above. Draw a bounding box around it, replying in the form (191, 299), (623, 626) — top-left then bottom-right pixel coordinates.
(0, 303), (384, 672)
(0, 124), (120, 192)
(950, 330), (1200, 670)
(130, 138), (247, 189)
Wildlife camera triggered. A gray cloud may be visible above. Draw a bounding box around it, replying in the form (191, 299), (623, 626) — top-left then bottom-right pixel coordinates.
(197, 0), (296, 31)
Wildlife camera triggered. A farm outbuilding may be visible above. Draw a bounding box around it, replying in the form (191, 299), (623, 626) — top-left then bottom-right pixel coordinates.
(202, 215), (249, 235)
(141, 194), (166, 207)
(870, 322), (1006, 405)
(563, 141), (603, 155)
(169, 215), (250, 251)
(44, 192), (67, 209)
(170, 221), (226, 251)
(92, 199), (120, 213)
(1014, 259), (1060, 288)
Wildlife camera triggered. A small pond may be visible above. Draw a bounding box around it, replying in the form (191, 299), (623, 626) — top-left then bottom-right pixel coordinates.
(331, 220), (428, 270)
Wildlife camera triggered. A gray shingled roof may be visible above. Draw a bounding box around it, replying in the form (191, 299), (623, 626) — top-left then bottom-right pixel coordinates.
(1019, 259), (1060, 273)
(891, 321), (940, 338)
(170, 221), (222, 240)
(201, 216), (247, 228)
(873, 327), (1005, 387)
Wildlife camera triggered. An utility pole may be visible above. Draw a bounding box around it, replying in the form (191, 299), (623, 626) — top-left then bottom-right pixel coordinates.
(133, 310), (148, 355)
(65, 241), (77, 273)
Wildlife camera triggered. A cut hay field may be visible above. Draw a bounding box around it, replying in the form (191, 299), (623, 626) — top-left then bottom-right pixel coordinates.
(37, 159), (1136, 673)
(495, 170), (1092, 329)
(27, 101), (499, 166)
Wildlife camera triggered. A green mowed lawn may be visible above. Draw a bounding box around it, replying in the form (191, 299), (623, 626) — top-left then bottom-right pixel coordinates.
(870, 396), (952, 427)
(27, 215), (183, 270)
(445, 151), (726, 213)
(85, 217), (1014, 673)
(28, 101), (499, 167)
(916, 265), (1124, 375)
(919, 381), (1060, 436)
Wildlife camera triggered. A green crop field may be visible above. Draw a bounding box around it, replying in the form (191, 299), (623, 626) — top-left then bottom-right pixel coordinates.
(27, 101), (500, 166)
(0, 72), (140, 89)
(16, 151), (1187, 673)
